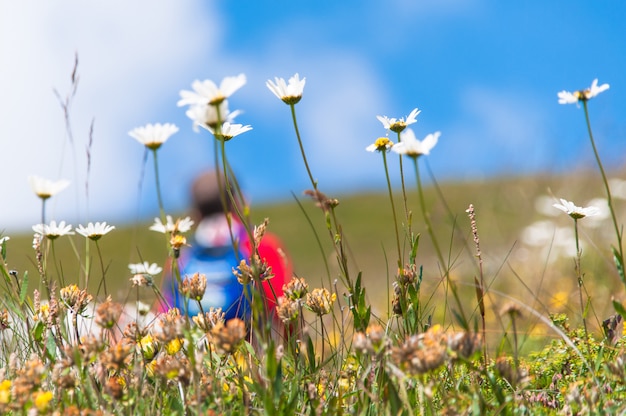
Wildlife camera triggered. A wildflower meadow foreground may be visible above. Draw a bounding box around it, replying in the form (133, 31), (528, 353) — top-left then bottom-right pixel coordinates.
(2, 73), (626, 415)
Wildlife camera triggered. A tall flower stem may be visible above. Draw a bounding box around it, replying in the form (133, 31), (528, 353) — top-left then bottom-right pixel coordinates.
(413, 158), (444, 269)
(573, 218), (589, 344)
(582, 101), (624, 272)
(413, 157), (466, 326)
(151, 148), (166, 224)
(381, 151), (403, 269)
(94, 240), (108, 297)
(290, 103), (317, 191)
(40, 199), (47, 228)
(395, 132), (410, 221)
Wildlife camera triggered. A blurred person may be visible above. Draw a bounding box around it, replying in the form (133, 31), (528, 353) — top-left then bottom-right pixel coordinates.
(158, 170), (291, 327)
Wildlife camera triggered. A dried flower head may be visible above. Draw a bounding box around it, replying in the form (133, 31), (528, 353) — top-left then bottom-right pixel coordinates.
(59, 284), (93, 315)
(155, 308), (185, 343)
(495, 356), (529, 387)
(254, 218), (270, 247)
(500, 302), (524, 319)
(353, 332), (373, 355)
(192, 307), (226, 332)
(276, 296), (299, 323)
(12, 355), (45, 407)
(179, 273), (207, 301)
(0, 310), (9, 331)
(210, 318), (246, 354)
(152, 354), (191, 385)
(305, 288), (336, 316)
(397, 263), (418, 286)
(232, 255), (273, 285)
(104, 376), (126, 400)
(100, 342), (133, 372)
(447, 331), (482, 360)
(95, 296), (124, 330)
(303, 189), (339, 213)
(366, 324), (388, 353)
(283, 276), (309, 302)
(391, 325), (448, 375)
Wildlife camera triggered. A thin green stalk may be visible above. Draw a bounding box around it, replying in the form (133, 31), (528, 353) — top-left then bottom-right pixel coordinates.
(396, 131), (410, 221)
(573, 218), (589, 344)
(289, 103), (317, 190)
(381, 150), (403, 269)
(40, 199), (47, 228)
(413, 157), (466, 327)
(94, 240), (108, 297)
(582, 100), (623, 264)
(151, 148), (166, 224)
(413, 158), (444, 269)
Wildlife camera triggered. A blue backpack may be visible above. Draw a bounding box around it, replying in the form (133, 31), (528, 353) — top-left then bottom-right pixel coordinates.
(173, 243), (250, 320)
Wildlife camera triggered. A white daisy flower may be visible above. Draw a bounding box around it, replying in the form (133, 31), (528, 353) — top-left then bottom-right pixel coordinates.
(266, 73), (306, 105)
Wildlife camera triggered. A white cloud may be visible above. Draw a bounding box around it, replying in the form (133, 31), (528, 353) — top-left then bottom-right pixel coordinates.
(0, 1), (219, 232)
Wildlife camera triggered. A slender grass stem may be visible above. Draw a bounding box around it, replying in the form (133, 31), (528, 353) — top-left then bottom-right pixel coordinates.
(94, 240), (108, 297)
(151, 149), (166, 224)
(396, 132), (410, 222)
(40, 199), (46, 228)
(382, 151), (403, 269)
(573, 218), (589, 344)
(289, 103), (317, 190)
(582, 100), (624, 265)
(413, 158), (444, 268)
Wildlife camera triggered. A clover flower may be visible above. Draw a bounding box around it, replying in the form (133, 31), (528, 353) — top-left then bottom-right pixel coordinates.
(28, 175), (70, 200)
(391, 324), (448, 375)
(305, 288), (336, 316)
(266, 73), (306, 105)
(202, 121), (253, 141)
(276, 296), (300, 323)
(95, 296), (123, 329)
(193, 307), (225, 331)
(391, 129), (440, 158)
(377, 108), (420, 133)
(179, 272), (207, 301)
(149, 215), (194, 234)
(553, 198), (600, 219)
(129, 123), (179, 150)
(32, 220), (75, 240)
(366, 137), (394, 152)
(178, 74), (247, 107)
(59, 284), (93, 314)
(558, 78), (610, 104)
(75, 222), (115, 240)
(210, 318), (246, 354)
(283, 276), (309, 302)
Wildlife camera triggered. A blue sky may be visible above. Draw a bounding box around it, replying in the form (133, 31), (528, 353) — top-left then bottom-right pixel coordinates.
(1, 1), (625, 232)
